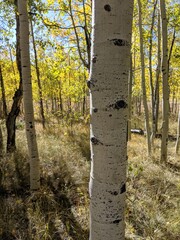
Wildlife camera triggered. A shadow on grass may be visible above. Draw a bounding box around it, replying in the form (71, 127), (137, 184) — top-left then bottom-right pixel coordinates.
(68, 131), (91, 161)
(0, 151), (89, 240)
(39, 160), (89, 240)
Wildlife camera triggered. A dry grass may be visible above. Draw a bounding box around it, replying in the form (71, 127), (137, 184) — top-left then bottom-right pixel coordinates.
(0, 119), (179, 239)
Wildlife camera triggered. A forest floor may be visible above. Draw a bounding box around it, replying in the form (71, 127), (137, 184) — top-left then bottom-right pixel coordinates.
(0, 119), (180, 240)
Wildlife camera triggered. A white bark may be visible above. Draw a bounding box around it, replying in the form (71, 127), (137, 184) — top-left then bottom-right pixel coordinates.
(128, 55), (133, 141)
(160, 0), (169, 162)
(89, 1), (133, 239)
(18, 0), (40, 190)
(0, 124), (3, 157)
(137, 0), (151, 155)
(175, 111), (180, 155)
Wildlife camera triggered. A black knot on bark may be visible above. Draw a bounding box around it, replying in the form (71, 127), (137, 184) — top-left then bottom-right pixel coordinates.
(112, 219), (121, 224)
(115, 100), (127, 109)
(120, 183), (126, 194)
(104, 4), (111, 12)
(91, 137), (99, 145)
(92, 56), (97, 63)
(112, 191), (118, 196)
(87, 80), (95, 89)
(110, 39), (129, 46)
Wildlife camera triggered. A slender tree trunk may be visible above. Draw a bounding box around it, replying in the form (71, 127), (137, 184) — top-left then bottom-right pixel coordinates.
(137, 0), (151, 155)
(82, 0), (91, 69)
(168, 28), (176, 74)
(8, 42), (17, 88)
(0, 124), (3, 157)
(0, 64), (8, 118)
(18, 0), (40, 190)
(6, 0), (23, 153)
(149, 0), (157, 145)
(89, 1), (133, 239)
(152, 10), (161, 142)
(175, 110), (180, 155)
(160, 0), (169, 162)
(58, 81), (63, 115)
(82, 67), (87, 116)
(128, 55), (133, 141)
(30, 17), (45, 129)
(69, 0), (89, 69)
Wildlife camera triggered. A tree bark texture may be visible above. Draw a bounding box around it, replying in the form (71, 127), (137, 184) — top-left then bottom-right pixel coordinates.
(0, 124), (3, 157)
(30, 17), (46, 129)
(89, 1), (133, 239)
(128, 55), (133, 141)
(18, 0), (40, 190)
(6, 0), (23, 153)
(154, 10), (161, 134)
(160, 0), (169, 162)
(0, 64), (8, 118)
(175, 111), (180, 155)
(149, 0), (157, 145)
(137, 0), (151, 155)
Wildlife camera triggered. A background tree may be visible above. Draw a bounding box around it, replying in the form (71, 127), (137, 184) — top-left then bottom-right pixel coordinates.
(160, 0), (169, 162)
(175, 110), (180, 155)
(137, 0), (151, 155)
(5, 0), (23, 153)
(0, 63), (8, 118)
(0, 124), (3, 157)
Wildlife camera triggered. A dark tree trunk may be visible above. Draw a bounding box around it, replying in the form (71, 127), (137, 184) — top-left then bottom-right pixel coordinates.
(6, 0), (23, 153)
(0, 64), (8, 118)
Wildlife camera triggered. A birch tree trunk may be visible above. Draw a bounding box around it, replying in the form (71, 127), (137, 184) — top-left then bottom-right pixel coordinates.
(149, 0), (157, 146)
(175, 111), (180, 155)
(0, 124), (3, 158)
(154, 10), (161, 135)
(30, 17), (46, 129)
(137, 0), (151, 155)
(18, 0), (40, 190)
(160, 0), (169, 162)
(128, 55), (133, 141)
(89, 1), (133, 239)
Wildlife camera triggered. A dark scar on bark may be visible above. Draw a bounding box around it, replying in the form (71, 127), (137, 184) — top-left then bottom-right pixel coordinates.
(104, 4), (111, 12)
(108, 100), (127, 110)
(110, 39), (129, 46)
(120, 184), (126, 194)
(112, 219), (122, 224)
(115, 100), (128, 109)
(87, 80), (95, 89)
(90, 137), (102, 145)
(92, 57), (97, 63)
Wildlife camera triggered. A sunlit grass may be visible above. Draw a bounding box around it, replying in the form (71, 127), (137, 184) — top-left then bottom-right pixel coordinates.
(0, 119), (179, 239)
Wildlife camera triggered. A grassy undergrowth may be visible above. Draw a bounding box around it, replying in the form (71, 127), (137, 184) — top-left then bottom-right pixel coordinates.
(0, 121), (179, 239)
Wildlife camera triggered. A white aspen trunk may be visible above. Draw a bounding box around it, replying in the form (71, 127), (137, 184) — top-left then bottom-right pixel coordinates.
(89, 1), (133, 239)
(137, 0), (151, 155)
(175, 111), (180, 155)
(154, 10), (161, 135)
(18, 0), (40, 190)
(30, 17), (46, 129)
(128, 55), (133, 141)
(0, 124), (3, 157)
(149, 0), (157, 147)
(160, 0), (169, 162)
